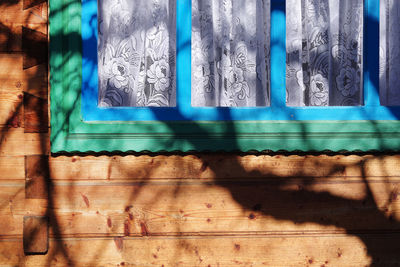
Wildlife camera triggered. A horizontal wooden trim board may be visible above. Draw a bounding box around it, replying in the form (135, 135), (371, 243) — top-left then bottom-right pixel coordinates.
(32, 155), (400, 180)
(3, 155), (400, 181)
(1, 178), (399, 237)
(2, 235), (400, 266)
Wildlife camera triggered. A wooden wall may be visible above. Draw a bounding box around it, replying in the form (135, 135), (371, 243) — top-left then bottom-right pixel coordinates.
(1, 1), (400, 266)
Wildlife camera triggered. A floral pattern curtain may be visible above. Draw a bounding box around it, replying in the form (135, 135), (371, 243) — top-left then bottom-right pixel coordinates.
(191, 0), (270, 107)
(98, 0), (176, 107)
(380, 0), (400, 106)
(286, 0), (364, 106)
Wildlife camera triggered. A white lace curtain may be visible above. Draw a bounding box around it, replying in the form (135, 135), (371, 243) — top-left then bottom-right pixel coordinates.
(286, 0), (364, 106)
(98, 0), (176, 107)
(97, 0), (397, 109)
(191, 0), (271, 107)
(380, 0), (400, 106)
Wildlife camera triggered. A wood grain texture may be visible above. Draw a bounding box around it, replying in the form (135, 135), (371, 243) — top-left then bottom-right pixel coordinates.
(25, 155), (48, 199)
(0, 176), (399, 236)
(0, 157), (399, 266)
(22, 63), (47, 98)
(24, 92), (48, 133)
(0, 2), (47, 25)
(0, 54), (24, 127)
(23, 216), (48, 254)
(2, 235), (400, 266)
(22, 26), (47, 69)
(4, 154), (400, 181)
(0, 181), (25, 237)
(23, 0), (46, 10)
(0, 156), (25, 180)
(0, 127), (49, 156)
(0, 22), (21, 52)
(43, 181), (400, 236)
(46, 155), (400, 180)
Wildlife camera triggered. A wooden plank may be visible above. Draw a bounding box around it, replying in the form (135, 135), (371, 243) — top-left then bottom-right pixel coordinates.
(0, 235), (398, 266)
(0, 46), (47, 131)
(0, 2), (47, 25)
(0, 182), (25, 215)
(0, 93), (23, 128)
(0, 183), (46, 237)
(23, 0), (46, 10)
(24, 92), (48, 133)
(22, 23), (47, 35)
(23, 216), (48, 254)
(0, 155), (399, 237)
(0, 181), (392, 237)
(0, 177), (399, 237)
(0, 63), (47, 127)
(25, 155), (48, 199)
(46, 155), (400, 180)
(0, 53), (23, 127)
(22, 27), (47, 69)
(0, 156), (25, 180)
(0, 182), (25, 237)
(4, 153), (400, 184)
(0, 53), (23, 80)
(24, 132), (49, 155)
(0, 22), (21, 52)
(22, 63), (47, 98)
(0, 127), (49, 156)
(0, 215), (23, 237)
(25, 2), (47, 21)
(0, 239), (23, 266)
(42, 181), (400, 236)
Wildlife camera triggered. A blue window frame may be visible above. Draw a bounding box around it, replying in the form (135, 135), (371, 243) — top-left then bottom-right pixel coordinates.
(80, 0), (400, 121)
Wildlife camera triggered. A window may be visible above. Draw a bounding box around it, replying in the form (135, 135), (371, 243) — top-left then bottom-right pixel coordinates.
(380, 0), (400, 106)
(97, 0), (177, 108)
(286, 0), (364, 106)
(191, 0), (270, 107)
(50, 0), (400, 153)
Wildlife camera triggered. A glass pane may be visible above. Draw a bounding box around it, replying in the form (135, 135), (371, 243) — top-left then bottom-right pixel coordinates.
(380, 0), (400, 106)
(191, 0), (271, 107)
(286, 0), (364, 106)
(97, 0), (176, 107)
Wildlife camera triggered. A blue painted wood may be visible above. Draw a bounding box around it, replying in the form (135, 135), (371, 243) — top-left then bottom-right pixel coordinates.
(81, 0), (400, 121)
(365, 0), (380, 107)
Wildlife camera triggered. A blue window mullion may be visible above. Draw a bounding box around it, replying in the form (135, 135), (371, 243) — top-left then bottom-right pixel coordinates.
(364, 0), (381, 107)
(270, 0), (286, 111)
